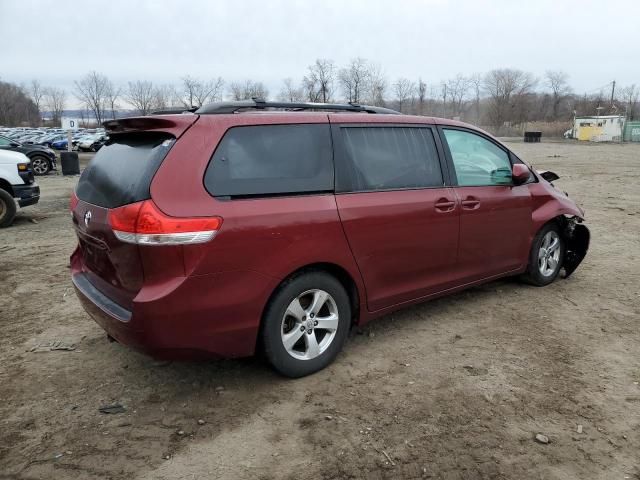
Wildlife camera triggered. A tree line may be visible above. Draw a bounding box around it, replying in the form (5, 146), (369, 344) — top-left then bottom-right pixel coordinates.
(1, 58), (638, 131)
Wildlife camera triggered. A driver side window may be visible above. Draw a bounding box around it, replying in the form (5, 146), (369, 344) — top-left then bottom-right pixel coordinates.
(443, 129), (512, 186)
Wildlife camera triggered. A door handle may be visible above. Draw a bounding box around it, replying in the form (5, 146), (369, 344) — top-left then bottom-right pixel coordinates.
(435, 198), (456, 212)
(461, 197), (480, 210)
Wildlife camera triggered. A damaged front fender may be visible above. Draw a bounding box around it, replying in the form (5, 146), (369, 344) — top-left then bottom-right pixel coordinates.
(562, 218), (590, 278)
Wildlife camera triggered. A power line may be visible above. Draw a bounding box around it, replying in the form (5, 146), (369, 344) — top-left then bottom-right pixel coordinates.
(583, 80), (614, 95)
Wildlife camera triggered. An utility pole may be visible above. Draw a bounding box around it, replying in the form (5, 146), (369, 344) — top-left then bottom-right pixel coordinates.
(610, 80), (616, 106)
(442, 83), (447, 118)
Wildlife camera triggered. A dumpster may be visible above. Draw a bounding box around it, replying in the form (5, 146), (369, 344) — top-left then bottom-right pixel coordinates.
(60, 151), (80, 175)
(524, 131), (542, 143)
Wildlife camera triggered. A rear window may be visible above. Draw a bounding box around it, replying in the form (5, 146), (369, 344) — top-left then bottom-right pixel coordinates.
(204, 124), (333, 198)
(337, 126), (443, 192)
(76, 133), (174, 208)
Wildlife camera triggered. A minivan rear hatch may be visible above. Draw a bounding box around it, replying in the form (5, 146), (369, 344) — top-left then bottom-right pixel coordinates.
(72, 115), (197, 310)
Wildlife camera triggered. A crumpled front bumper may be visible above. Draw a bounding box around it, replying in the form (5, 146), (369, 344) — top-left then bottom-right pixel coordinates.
(13, 183), (40, 207)
(563, 222), (590, 278)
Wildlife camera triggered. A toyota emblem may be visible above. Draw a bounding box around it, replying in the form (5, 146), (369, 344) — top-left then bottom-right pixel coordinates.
(84, 210), (92, 227)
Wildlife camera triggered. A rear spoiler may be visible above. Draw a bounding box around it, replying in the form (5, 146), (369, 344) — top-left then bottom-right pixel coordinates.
(103, 115), (198, 137)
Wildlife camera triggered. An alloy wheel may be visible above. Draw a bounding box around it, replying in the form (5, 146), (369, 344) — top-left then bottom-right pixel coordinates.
(281, 289), (339, 360)
(31, 157), (48, 175)
(538, 231), (561, 277)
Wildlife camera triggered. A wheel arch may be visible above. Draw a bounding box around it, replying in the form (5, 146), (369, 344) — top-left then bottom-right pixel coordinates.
(0, 179), (14, 196)
(28, 152), (52, 166)
(531, 214), (589, 279)
(261, 262), (362, 329)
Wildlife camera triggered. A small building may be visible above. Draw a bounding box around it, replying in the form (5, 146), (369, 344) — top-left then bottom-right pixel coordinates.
(573, 115), (625, 142)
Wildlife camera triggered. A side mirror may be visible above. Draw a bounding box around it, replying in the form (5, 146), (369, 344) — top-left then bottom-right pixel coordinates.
(10, 142), (20, 147)
(512, 164), (530, 185)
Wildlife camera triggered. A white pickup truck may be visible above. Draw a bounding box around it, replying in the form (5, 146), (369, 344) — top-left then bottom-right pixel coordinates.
(0, 149), (40, 227)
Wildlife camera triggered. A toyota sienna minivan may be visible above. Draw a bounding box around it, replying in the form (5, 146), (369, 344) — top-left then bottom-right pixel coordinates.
(70, 100), (590, 377)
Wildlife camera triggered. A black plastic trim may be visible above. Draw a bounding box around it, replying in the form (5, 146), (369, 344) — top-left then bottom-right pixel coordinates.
(72, 273), (132, 322)
(13, 183), (40, 207)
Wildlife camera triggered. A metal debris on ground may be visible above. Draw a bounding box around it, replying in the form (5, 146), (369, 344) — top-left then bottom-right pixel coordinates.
(535, 433), (550, 444)
(99, 403), (126, 414)
(30, 341), (77, 352)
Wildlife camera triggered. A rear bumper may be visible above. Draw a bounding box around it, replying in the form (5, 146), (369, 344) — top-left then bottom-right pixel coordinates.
(70, 255), (276, 359)
(72, 273), (131, 322)
(14, 183), (40, 207)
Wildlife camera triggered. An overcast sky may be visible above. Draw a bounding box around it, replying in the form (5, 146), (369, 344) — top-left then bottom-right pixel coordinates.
(1, 0), (638, 107)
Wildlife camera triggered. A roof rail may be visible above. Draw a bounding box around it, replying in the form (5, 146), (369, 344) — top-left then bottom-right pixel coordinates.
(194, 98), (399, 115)
(150, 107), (198, 115)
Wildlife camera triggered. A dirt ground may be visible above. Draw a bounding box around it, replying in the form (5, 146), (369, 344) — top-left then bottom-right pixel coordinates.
(1, 141), (639, 480)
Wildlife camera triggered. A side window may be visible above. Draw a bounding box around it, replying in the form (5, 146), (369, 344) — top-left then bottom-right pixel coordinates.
(338, 127), (443, 192)
(0, 137), (11, 146)
(443, 129), (512, 186)
(204, 124), (333, 198)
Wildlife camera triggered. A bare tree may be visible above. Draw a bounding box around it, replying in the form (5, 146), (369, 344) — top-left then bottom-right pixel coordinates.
(74, 71), (110, 125)
(618, 84), (639, 120)
(181, 76), (224, 108)
(278, 78), (304, 102)
(105, 81), (121, 119)
(229, 80), (268, 101)
(483, 68), (537, 127)
(126, 80), (155, 115)
(545, 70), (571, 120)
(152, 84), (180, 111)
(417, 78), (427, 115)
(468, 73), (483, 125)
(338, 57), (371, 103)
(303, 59), (335, 103)
(394, 78), (415, 113)
(446, 74), (471, 118)
(29, 80), (45, 124)
(194, 77), (224, 106)
(0, 80), (39, 126)
(366, 64), (387, 106)
(181, 76), (199, 108)
(44, 87), (66, 126)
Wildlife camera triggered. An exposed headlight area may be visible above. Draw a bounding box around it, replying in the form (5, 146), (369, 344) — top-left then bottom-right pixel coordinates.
(17, 162), (35, 184)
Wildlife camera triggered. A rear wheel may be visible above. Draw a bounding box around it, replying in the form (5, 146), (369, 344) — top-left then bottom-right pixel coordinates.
(262, 272), (351, 377)
(0, 189), (17, 228)
(522, 223), (565, 286)
(30, 155), (51, 175)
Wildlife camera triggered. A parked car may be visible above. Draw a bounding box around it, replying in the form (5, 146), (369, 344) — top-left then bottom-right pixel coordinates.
(77, 134), (108, 152)
(0, 150), (40, 227)
(51, 138), (69, 151)
(70, 101), (590, 377)
(0, 135), (57, 175)
(37, 133), (64, 147)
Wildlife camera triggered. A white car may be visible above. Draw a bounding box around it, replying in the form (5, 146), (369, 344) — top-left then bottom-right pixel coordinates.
(77, 134), (108, 152)
(0, 150), (40, 227)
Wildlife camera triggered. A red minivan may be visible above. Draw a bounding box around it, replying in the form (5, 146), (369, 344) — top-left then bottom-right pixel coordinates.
(70, 100), (589, 377)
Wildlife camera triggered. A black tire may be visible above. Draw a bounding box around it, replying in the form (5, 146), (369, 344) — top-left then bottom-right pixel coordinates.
(0, 188), (17, 228)
(30, 155), (51, 175)
(522, 222), (565, 286)
(262, 271), (351, 378)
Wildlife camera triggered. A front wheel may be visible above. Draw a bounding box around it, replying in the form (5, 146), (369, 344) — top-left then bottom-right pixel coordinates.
(262, 272), (351, 377)
(522, 223), (565, 286)
(0, 189), (17, 228)
(30, 155), (51, 175)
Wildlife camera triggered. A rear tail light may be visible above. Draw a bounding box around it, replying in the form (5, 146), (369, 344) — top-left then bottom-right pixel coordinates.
(108, 200), (222, 245)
